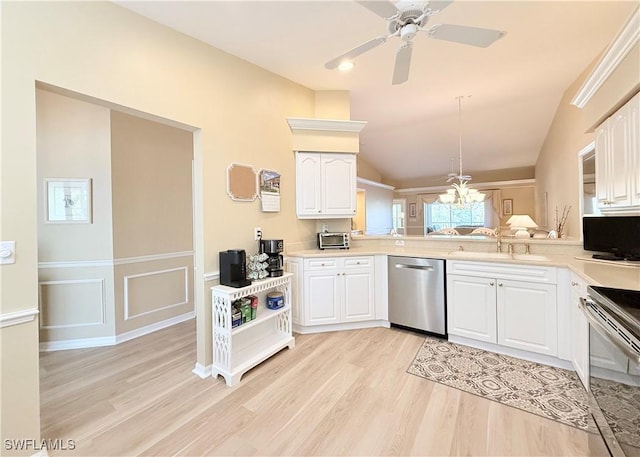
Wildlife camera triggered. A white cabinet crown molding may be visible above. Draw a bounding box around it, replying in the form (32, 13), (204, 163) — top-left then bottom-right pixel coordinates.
(286, 117), (367, 133)
(571, 7), (639, 109)
(357, 177), (395, 190)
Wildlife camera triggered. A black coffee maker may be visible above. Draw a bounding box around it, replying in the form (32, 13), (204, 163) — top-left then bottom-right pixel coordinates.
(219, 249), (251, 288)
(259, 239), (284, 277)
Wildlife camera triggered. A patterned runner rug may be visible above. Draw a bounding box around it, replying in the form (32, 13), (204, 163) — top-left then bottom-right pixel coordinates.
(407, 337), (593, 431)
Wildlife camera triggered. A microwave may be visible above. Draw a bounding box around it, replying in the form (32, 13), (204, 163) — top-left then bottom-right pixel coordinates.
(317, 232), (349, 250)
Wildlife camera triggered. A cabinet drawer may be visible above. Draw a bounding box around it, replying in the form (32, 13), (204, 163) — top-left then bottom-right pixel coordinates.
(447, 261), (557, 284)
(344, 256), (373, 269)
(304, 258), (338, 270)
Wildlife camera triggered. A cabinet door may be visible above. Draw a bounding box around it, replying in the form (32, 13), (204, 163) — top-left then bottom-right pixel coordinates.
(342, 269), (375, 322)
(570, 275), (589, 388)
(497, 280), (557, 356)
(321, 153), (356, 216)
(608, 106), (631, 206)
(296, 152), (322, 217)
(629, 93), (640, 206)
(595, 122), (611, 207)
(447, 274), (497, 343)
(303, 271), (340, 325)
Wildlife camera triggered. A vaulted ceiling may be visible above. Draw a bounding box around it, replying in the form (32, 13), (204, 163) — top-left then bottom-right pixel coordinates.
(116, 1), (637, 186)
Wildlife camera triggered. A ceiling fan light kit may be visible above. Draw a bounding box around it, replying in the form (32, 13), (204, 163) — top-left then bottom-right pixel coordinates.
(326, 0), (505, 84)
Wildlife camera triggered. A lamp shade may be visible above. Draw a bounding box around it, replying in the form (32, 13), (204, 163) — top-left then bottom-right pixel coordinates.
(506, 214), (537, 228)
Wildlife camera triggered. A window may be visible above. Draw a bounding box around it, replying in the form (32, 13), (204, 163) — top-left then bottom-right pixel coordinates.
(425, 202), (485, 233)
(392, 199), (406, 235)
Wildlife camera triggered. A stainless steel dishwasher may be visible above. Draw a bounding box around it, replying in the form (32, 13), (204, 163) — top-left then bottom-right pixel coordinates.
(387, 256), (446, 337)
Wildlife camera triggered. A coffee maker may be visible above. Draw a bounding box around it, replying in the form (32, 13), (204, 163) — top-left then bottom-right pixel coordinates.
(259, 239), (284, 277)
(219, 249), (251, 288)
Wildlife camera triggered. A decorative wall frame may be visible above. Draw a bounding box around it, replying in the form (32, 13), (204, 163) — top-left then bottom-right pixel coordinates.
(45, 178), (92, 223)
(502, 198), (513, 216)
(409, 203), (417, 218)
(226, 163), (258, 201)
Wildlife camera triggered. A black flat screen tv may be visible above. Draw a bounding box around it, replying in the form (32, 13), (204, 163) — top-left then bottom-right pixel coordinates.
(583, 216), (640, 261)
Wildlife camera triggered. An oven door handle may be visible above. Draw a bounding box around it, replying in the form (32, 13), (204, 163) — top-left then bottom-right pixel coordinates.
(579, 297), (640, 363)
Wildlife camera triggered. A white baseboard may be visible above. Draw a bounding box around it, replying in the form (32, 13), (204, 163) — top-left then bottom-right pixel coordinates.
(447, 335), (573, 371)
(40, 312), (195, 352)
(192, 362), (212, 379)
(293, 320), (390, 335)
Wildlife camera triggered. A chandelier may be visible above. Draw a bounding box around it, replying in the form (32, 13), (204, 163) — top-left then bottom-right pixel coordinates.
(439, 96), (485, 207)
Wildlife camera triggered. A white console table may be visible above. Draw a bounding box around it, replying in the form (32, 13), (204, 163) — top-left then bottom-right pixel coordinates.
(211, 273), (295, 386)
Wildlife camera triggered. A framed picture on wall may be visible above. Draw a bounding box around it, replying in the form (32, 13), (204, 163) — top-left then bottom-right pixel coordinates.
(409, 203), (416, 218)
(502, 198), (513, 216)
(45, 178), (92, 223)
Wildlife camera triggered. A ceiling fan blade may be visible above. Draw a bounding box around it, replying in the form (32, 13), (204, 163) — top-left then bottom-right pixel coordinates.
(427, 24), (505, 48)
(392, 42), (412, 85)
(325, 35), (388, 69)
(355, 1), (399, 19)
(427, 1), (454, 14)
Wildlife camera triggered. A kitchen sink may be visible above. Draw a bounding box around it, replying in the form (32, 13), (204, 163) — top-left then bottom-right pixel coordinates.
(511, 254), (551, 262)
(448, 251), (512, 260)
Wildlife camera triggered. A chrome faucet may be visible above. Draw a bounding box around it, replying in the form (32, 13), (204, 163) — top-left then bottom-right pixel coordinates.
(495, 228), (502, 252)
(525, 243), (531, 255)
(507, 243), (514, 254)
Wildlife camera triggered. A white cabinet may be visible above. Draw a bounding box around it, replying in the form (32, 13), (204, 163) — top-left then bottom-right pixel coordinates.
(595, 92), (640, 213)
(302, 256), (375, 326)
(570, 272), (589, 388)
(447, 275), (497, 343)
(295, 152), (357, 219)
(211, 274), (295, 386)
(447, 261), (558, 357)
(289, 255), (382, 333)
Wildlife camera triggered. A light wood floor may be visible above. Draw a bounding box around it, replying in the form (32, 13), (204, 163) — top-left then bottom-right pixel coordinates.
(40, 320), (608, 456)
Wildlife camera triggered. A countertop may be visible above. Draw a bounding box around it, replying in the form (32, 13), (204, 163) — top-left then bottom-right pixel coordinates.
(286, 248), (640, 291)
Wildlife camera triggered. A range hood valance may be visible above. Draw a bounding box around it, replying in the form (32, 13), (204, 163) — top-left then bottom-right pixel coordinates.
(286, 117), (367, 134)
(286, 117), (367, 153)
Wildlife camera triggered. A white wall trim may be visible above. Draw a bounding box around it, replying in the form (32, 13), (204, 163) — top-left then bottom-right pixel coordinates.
(124, 267), (189, 320)
(39, 311), (195, 351)
(571, 7), (640, 108)
(357, 177), (395, 190)
(286, 117), (367, 133)
(116, 311), (195, 345)
(38, 250), (194, 269)
(38, 278), (106, 329)
(204, 271), (220, 282)
(0, 308), (39, 328)
(192, 362), (212, 379)
(395, 178), (536, 194)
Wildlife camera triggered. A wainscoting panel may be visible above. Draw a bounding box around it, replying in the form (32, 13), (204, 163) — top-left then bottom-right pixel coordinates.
(39, 279), (106, 329)
(124, 267), (189, 320)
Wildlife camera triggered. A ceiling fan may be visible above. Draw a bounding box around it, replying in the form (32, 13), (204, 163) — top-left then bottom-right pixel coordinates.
(325, 0), (505, 85)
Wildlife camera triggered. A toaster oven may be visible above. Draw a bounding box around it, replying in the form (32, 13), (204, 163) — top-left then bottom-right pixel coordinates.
(317, 232), (349, 250)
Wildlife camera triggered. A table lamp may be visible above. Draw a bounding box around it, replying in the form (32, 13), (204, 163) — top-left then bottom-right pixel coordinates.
(507, 214), (538, 238)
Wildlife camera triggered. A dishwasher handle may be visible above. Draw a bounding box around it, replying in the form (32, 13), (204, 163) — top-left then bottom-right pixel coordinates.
(394, 263), (435, 271)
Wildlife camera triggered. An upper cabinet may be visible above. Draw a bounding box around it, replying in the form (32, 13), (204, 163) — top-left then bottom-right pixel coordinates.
(595, 92), (640, 214)
(295, 152), (356, 218)
(287, 117), (367, 220)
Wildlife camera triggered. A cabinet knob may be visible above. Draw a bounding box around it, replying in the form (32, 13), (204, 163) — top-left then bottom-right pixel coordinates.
(498, 283), (504, 287)
(489, 282), (495, 286)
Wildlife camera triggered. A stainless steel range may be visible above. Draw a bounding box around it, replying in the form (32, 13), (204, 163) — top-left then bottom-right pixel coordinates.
(581, 286), (640, 457)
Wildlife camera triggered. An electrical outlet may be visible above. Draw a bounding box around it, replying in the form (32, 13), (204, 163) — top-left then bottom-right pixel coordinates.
(254, 227), (262, 241)
(0, 241), (16, 265)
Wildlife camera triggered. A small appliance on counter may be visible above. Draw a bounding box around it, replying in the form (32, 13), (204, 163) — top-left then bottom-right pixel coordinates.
(219, 249), (251, 288)
(259, 239), (284, 277)
(317, 232), (349, 250)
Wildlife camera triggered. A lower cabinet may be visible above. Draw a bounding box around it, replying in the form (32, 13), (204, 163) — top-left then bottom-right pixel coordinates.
(447, 261), (558, 357)
(570, 272), (590, 387)
(289, 255), (377, 331)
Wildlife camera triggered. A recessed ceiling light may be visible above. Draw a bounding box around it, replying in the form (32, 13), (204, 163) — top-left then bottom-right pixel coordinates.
(338, 61), (354, 72)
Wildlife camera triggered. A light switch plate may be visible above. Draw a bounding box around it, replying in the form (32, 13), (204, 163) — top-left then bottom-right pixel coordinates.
(0, 241), (16, 265)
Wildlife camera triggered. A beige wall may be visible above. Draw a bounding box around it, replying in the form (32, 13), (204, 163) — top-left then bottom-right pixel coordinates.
(357, 182), (394, 235)
(394, 166), (535, 190)
(499, 186), (536, 227)
(357, 156), (383, 182)
(1, 1), (321, 448)
(536, 32), (639, 240)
